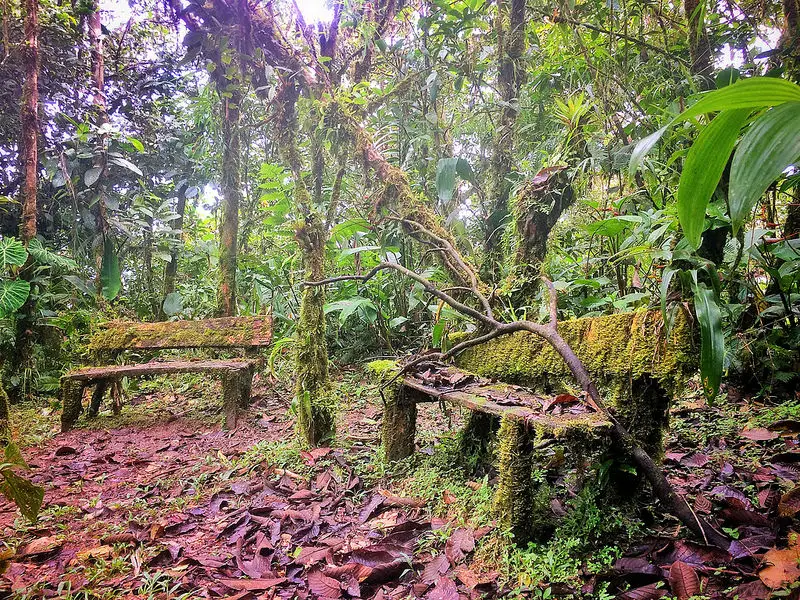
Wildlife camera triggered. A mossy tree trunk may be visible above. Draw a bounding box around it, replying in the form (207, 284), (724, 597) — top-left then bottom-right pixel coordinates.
(294, 214), (335, 446)
(217, 80), (242, 317)
(483, 0), (526, 281)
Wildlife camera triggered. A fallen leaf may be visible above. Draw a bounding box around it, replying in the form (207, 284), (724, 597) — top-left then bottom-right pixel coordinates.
(218, 577), (287, 591)
(669, 561), (700, 600)
(778, 486), (800, 518)
(307, 569), (342, 598)
(741, 428), (779, 441)
(426, 575), (458, 600)
(15, 536), (62, 559)
(421, 554), (449, 584)
(759, 542), (800, 589)
(295, 545), (332, 567)
(444, 527), (474, 564)
(76, 545), (114, 561)
(454, 566), (498, 589)
(442, 489), (457, 505)
(733, 579), (770, 600)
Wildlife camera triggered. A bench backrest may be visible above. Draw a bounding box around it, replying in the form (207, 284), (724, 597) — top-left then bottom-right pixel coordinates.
(453, 309), (694, 394)
(89, 316), (273, 353)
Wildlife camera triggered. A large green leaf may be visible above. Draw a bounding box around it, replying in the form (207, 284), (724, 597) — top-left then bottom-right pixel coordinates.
(679, 78), (800, 121)
(677, 109), (750, 249)
(0, 468), (44, 522)
(630, 77), (800, 175)
(0, 238), (28, 269)
(0, 279), (30, 317)
(435, 157), (473, 203)
(27, 239), (78, 272)
(100, 238), (122, 301)
(162, 291), (183, 317)
(729, 102), (800, 235)
(436, 158), (459, 203)
(694, 284), (724, 400)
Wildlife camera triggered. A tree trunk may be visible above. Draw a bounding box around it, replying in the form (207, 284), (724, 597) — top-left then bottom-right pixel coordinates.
(483, 0), (526, 280)
(160, 184), (187, 320)
(684, 0), (713, 88)
(217, 83), (241, 317)
(510, 167), (575, 304)
(88, 1), (109, 300)
(294, 214), (335, 446)
(8, 0), (40, 405)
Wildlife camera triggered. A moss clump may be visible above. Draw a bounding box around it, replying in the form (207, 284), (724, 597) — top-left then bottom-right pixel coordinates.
(456, 309), (695, 454)
(366, 359), (399, 376)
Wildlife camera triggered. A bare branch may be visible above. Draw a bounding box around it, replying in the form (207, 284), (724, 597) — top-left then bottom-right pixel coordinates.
(541, 277), (558, 331)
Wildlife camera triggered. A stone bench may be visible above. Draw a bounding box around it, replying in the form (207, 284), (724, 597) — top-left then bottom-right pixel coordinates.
(60, 316), (272, 432)
(373, 309), (696, 544)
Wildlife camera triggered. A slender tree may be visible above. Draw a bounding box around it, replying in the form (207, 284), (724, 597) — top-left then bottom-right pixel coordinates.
(483, 0), (526, 279)
(88, 0), (110, 299)
(7, 0), (40, 406)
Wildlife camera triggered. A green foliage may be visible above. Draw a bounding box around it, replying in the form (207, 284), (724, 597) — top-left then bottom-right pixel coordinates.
(0, 442), (44, 522)
(100, 238), (122, 301)
(694, 284), (724, 400)
(677, 109), (749, 249)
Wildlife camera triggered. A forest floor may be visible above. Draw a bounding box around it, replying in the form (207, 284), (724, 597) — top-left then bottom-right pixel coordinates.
(1, 366), (799, 599)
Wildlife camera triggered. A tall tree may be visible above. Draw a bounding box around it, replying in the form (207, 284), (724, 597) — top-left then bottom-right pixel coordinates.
(88, 0), (110, 300)
(7, 0), (40, 405)
(483, 0), (526, 279)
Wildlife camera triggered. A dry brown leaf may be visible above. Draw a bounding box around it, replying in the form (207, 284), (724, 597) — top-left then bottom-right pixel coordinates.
(759, 535), (800, 589)
(669, 561), (700, 600)
(778, 486), (800, 518)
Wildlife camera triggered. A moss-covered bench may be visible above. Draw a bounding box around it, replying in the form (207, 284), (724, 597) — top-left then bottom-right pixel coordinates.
(373, 309), (696, 544)
(60, 316), (272, 432)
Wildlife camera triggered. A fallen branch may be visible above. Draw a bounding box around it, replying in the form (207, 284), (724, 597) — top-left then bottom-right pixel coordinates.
(304, 219), (731, 551)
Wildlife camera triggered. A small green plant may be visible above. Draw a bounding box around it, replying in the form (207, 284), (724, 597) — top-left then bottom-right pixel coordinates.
(0, 442), (44, 522)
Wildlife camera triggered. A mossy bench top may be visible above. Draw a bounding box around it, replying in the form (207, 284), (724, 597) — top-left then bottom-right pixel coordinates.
(453, 309), (695, 396)
(401, 364), (611, 436)
(62, 359), (257, 381)
(89, 316), (273, 352)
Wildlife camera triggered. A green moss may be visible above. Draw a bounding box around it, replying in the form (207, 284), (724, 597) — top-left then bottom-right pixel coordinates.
(88, 317), (268, 352)
(455, 309), (695, 454)
(366, 359), (400, 376)
(294, 215), (335, 447)
(0, 377), (10, 445)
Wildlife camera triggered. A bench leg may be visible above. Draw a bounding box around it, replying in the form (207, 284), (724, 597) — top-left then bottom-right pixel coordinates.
(222, 370), (246, 429)
(88, 381), (108, 417)
(381, 386), (418, 462)
(495, 415), (547, 545)
(61, 379), (85, 432)
(238, 367), (253, 409)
